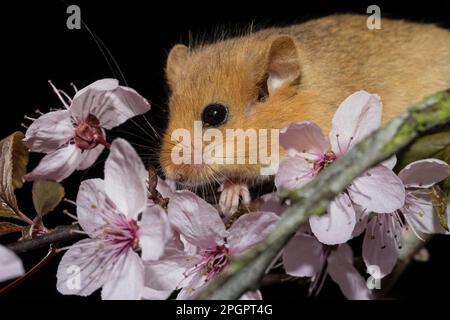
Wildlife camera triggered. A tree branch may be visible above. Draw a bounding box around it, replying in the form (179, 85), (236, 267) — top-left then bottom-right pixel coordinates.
(6, 224), (84, 254)
(194, 90), (450, 300)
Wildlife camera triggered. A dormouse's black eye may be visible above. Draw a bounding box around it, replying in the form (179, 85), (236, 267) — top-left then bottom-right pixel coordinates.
(201, 103), (229, 127)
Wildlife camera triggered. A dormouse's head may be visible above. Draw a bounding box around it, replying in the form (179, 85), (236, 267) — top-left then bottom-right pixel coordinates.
(160, 33), (309, 187)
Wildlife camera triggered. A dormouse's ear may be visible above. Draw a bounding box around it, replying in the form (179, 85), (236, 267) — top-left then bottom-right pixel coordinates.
(166, 44), (189, 87)
(266, 36), (300, 95)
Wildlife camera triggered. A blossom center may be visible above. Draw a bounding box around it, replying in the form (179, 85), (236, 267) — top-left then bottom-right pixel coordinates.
(205, 245), (230, 277)
(314, 151), (337, 173)
(101, 216), (140, 251)
(74, 114), (110, 149)
(190, 245), (230, 282)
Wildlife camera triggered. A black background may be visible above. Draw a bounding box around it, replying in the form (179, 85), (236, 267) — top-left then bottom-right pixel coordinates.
(1, 0), (450, 300)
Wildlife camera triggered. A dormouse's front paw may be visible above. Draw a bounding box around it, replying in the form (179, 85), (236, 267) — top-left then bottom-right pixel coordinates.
(219, 180), (251, 217)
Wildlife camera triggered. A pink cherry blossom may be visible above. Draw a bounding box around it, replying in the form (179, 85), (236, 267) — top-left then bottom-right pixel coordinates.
(56, 139), (170, 300)
(23, 79), (150, 182)
(362, 159), (450, 278)
(144, 190), (279, 299)
(283, 227), (372, 300)
(275, 91), (405, 245)
(0, 245), (24, 283)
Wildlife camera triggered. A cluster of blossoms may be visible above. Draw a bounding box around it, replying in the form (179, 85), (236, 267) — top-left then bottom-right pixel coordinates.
(1, 82), (449, 300)
(1, 79), (279, 300)
(274, 91), (450, 298)
(55, 138), (278, 299)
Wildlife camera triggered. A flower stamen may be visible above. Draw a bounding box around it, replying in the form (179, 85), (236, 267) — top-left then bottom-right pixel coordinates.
(48, 80), (70, 109)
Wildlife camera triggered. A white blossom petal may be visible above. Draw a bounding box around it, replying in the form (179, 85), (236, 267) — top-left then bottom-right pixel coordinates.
(310, 193), (356, 245)
(352, 204), (370, 238)
(279, 121), (328, 159)
(283, 232), (324, 277)
(328, 244), (372, 300)
(402, 190), (448, 235)
(240, 290), (262, 300)
(362, 215), (401, 278)
(275, 156), (315, 190)
(227, 211), (279, 254)
(168, 190), (227, 248)
(57, 239), (112, 296)
(177, 272), (207, 300)
(24, 144), (82, 182)
(347, 165), (405, 213)
(70, 79), (150, 130)
(144, 254), (197, 291)
(101, 250), (145, 300)
(77, 144), (105, 170)
(156, 177), (176, 198)
(399, 159), (450, 188)
(104, 139), (147, 219)
(381, 155), (397, 170)
(23, 110), (73, 153)
(0, 245), (24, 282)
(141, 287), (172, 300)
(140, 204), (171, 261)
(330, 91), (382, 154)
(76, 179), (112, 237)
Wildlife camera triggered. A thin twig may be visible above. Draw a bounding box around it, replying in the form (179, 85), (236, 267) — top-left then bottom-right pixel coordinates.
(0, 246), (57, 295)
(6, 225), (84, 254)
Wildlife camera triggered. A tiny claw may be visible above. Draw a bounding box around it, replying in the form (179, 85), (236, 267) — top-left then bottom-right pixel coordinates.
(219, 180), (250, 217)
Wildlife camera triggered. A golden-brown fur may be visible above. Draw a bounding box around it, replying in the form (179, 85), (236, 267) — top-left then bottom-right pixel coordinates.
(160, 14), (450, 186)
